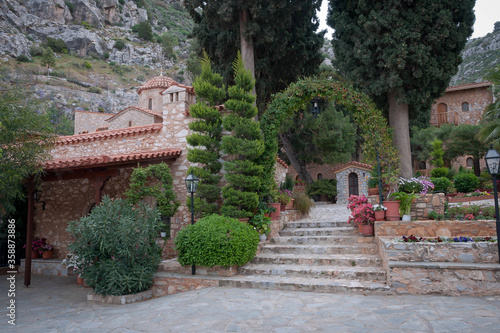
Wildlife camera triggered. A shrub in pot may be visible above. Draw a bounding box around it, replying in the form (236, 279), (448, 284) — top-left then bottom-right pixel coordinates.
(389, 192), (420, 220)
(67, 196), (162, 296)
(174, 215), (259, 267)
(294, 193), (315, 215)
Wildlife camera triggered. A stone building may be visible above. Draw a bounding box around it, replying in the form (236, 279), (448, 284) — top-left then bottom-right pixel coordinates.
(30, 76), (287, 260)
(332, 161), (372, 204)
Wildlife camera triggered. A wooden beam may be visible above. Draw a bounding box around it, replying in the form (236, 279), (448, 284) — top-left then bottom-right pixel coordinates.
(24, 181), (35, 287)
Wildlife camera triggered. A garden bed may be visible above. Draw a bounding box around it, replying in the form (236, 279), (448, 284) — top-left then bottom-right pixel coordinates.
(448, 194), (493, 203)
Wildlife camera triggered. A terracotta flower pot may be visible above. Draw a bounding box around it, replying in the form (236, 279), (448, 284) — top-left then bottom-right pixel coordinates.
(361, 224), (374, 236)
(267, 203), (281, 221)
(77, 274), (84, 285)
(368, 187), (379, 196)
(383, 201), (400, 221)
(280, 203), (286, 211)
(285, 199), (294, 210)
(42, 250), (53, 259)
(374, 210), (385, 221)
(31, 249), (39, 259)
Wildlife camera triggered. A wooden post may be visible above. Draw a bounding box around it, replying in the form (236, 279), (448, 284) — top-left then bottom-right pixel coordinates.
(24, 181), (35, 287)
(92, 176), (110, 205)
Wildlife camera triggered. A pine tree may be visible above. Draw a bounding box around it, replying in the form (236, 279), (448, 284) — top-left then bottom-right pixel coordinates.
(186, 53), (226, 216)
(221, 53), (264, 218)
(41, 47), (56, 76)
(328, 0), (475, 178)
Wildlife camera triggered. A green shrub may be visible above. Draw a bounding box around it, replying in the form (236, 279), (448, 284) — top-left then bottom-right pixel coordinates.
(430, 167), (449, 178)
(294, 193), (315, 215)
(280, 174), (295, 192)
(368, 177), (378, 188)
(67, 196), (162, 296)
(65, 1), (74, 13)
(16, 54), (32, 62)
(398, 178), (422, 193)
(306, 179), (337, 200)
(133, 20), (153, 41)
(30, 45), (45, 56)
(478, 171), (493, 190)
(87, 86), (102, 94)
(428, 210), (444, 221)
(44, 37), (68, 53)
(114, 39), (126, 50)
(454, 173), (480, 193)
(430, 177), (452, 193)
(103, 52), (110, 59)
(174, 215), (259, 267)
(83, 61), (92, 69)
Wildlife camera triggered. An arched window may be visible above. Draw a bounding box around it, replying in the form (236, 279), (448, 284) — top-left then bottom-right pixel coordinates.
(348, 172), (359, 196)
(317, 173), (323, 180)
(466, 157), (473, 168)
(462, 102), (469, 112)
(295, 175), (301, 181)
(419, 161), (426, 170)
(148, 98), (153, 110)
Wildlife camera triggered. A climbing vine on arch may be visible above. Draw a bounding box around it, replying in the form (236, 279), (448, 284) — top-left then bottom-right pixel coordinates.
(260, 76), (399, 197)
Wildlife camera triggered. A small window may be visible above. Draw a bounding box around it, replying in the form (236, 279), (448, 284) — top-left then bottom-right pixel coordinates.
(175, 92), (179, 101)
(317, 173), (323, 180)
(148, 98), (153, 110)
(466, 157), (473, 168)
(129, 120), (133, 127)
(170, 94), (173, 103)
(418, 161), (426, 170)
(462, 102), (469, 112)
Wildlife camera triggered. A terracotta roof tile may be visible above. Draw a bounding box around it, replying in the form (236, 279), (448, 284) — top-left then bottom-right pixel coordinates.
(138, 76), (194, 94)
(446, 81), (492, 92)
(331, 161), (372, 174)
(276, 157), (288, 168)
(56, 123), (162, 146)
(96, 125), (108, 132)
(43, 148), (182, 171)
(106, 106), (163, 122)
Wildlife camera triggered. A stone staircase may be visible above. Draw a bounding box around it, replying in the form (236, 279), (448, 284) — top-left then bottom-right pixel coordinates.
(218, 220), (391, 293)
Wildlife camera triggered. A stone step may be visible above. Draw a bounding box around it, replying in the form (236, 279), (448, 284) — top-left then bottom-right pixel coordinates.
(239, 264), (386, 280)
(280, 227), (358, 236)
(285, 221), (351, 229)
(251, 253), (383, 267)
(218, 275), (392, 294)
(260, 244), (379, 255)
(270, 235), (375, 245)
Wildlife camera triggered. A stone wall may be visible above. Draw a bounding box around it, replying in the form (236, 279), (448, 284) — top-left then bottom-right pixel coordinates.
(19, 258), (74, 276)
(74, 111), (112, 134)
(368, 193), (445, 219)
(107, 109), (160, 130)
(375, 220), (497, 238)
(287, 163), (338, 182)
(336, 167), (370, 204)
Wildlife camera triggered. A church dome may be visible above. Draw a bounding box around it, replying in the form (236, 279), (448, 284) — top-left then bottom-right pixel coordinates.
(137, 76), (177, 94)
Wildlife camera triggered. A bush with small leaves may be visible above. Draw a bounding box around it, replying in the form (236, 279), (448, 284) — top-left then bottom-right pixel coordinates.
(430, 167), (449, 178)
(16, 54), (32, 62)
(454, 173), (480, 193)
(175, 215), (259, 267)
(83, 61), (92, 69)
(87, 86), (102, 94)
(114, 39), (126, 50)
(430, 177), (452, 193)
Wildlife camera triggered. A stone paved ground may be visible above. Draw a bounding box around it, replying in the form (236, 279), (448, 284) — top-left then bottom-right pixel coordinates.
(301, 202), (352, 222)
(2, 275), (500, 332)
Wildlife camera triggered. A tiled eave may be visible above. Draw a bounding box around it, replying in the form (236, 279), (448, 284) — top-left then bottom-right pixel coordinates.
(331, 161), (372, 175)
(43, 148), (182, 172)
(446, 81), (492, 92)
(105, 106), (163, 122)
(55, 123), (162, 146)
(277, 157), (288, 168)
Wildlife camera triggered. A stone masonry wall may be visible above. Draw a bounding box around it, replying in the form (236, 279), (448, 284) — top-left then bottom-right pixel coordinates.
(107, 109), (160, 130)
(375, 220), (497, 238)
(74, 111), (112, 134)
(287, 163), (338, 182)
(430, 86), (493, 126)
(368, 193), (445, 219)
(336, 167), (369, 204)
(138, 87), (164, 113)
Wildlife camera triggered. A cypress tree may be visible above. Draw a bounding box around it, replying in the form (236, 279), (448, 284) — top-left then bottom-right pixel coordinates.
(186, 53), (226, 216)
(328, 0), (475, 178)
(221, 52), (264, 218)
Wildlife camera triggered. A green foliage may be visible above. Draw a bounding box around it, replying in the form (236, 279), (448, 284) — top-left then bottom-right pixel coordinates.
(445, 204), (495, 220)
(87, 86), (102, 94)
(430, 139), (444, 168)
(430, 167), (449, 178)
(159, 32), (178, 60)
(67, 196), (162, 296)
(249, 212), (271, 235)
(430, 177), (452, 194)
(428, 210), (444, 221)
(478, 171), (493, 190)
(186, 53), (225, 217)
(46, 107), (74, 135)
(114, 39), (126, 50)
(174, 215), (259, 267)
(103, 52), (110, 60)
(30, 45), (45, 56)
(65, 1), (74, 13)
(446, 124), (488, 176)
(83, 61), (92, 69)
(453, 173), (480, 193)
(16, 54), (32, 63)
(220, 53), (264, 218)
(306, 179), (337, 200)
(294, 193), (315, 215)
(281, 175), (295, 192)
(479, 64), (500, 149)
(133, 20), (153, 41)
(41, 47), (56, 68)
(185, 0), (325, 115)
(125, 163), (180, 218)
(44, 37), (68, 53)
(389, 192), (420, 216)
(80, 21), (92, 29)
(0, 83), (55, 213)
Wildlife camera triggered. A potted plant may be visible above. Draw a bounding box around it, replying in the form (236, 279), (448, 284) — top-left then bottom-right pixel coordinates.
(249, 213), (272, 242)
(267, 188), (282, 219)
(62, 253), (84, 284)
(41, 243), (54, 259)
(276, 188), (293, 211)
(372, 204), (386, 221)
(389, 191), (420, 221)
(348, 202), (375, 236)
(23, 237), (47, 259)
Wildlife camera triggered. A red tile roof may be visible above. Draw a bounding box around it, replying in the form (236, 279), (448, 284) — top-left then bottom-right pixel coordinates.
(446, 81), (492, 92)
(331, 161), (372, 174)
(56, 123), (162, 146)
(43, 148), (182, 171)
(106, 106), (163, 122)
(276, 157), (288, 168)
(96, 125), (108, 132)
(138, 76), (194, 94)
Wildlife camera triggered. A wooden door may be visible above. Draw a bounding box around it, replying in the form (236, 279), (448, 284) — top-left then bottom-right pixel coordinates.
(437, 103), (447, 126)
(348, 173), (359, 197)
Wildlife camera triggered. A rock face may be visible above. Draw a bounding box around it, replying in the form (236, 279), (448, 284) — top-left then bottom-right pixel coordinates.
(25, 0), (72, 24)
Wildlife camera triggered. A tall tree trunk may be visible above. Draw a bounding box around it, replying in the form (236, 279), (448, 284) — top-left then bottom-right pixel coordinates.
(388, 90), (413, 178)
(239, 9), (255, 95)
(473, 158), (481, 177)
(280, 133), (314, 185)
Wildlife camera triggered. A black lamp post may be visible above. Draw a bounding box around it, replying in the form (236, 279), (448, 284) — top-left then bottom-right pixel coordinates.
(310, 98), (321, 118)
(484, 145), (500, 263)
(185, 173), (199, 275)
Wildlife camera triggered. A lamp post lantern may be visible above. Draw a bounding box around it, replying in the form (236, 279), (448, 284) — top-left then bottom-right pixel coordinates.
(484, 145), (500, 262)
(310, 97), (321, 118)
(185, 173), (199, 275)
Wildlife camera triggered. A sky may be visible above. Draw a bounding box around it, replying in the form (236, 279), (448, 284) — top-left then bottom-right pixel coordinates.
(317, 0), (500, 40)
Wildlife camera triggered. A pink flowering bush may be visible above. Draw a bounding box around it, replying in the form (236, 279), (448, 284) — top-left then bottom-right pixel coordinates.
(347, 195), (368, 211)
(348, 203), (375, 225)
